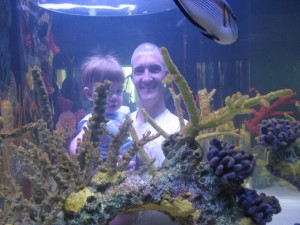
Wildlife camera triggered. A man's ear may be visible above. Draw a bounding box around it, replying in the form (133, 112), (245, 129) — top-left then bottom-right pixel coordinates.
(83, 87), (93, 101)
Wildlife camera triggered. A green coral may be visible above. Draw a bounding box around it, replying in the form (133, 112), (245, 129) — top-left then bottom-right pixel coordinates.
(161, 47), (293, 139)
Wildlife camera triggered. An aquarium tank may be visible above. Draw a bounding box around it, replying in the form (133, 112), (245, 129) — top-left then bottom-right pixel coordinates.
(1, 0), (300, 224)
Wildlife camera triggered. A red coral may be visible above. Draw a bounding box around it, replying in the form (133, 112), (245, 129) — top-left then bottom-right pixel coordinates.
(244, 92), (298, 134)
(48, 31), (60, 55)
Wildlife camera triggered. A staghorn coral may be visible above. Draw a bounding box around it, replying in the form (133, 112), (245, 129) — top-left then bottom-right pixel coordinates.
(161, 47), (293, 140)
(198, 88), (216, 117)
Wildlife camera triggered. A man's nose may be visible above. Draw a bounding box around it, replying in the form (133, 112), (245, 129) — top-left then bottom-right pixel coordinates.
(142, 69), (152, 81)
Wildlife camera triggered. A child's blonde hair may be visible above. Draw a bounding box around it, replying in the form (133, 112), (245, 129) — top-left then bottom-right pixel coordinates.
(81, 54), (124, 90)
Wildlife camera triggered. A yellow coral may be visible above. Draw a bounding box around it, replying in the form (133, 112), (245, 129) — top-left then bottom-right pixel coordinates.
(275, 161), (300, 177)
(64, 187), (97, 212)
(129, 193), (200, 219)
(239, 217), (256, 225)
(92, 171), (126, 185)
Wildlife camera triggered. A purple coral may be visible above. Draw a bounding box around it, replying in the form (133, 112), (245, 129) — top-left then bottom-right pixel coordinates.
(207, 138), (256, 184)
(237, 187), (281, 225)
(259, 118), (300, 149)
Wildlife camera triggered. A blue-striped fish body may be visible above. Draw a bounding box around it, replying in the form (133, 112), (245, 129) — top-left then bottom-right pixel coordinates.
(174, 0), (238, 45)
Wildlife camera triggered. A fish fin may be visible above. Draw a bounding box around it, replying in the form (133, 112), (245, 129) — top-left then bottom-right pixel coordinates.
(200, 31), (219, 41)
(221, 0), (234, 15)
(173, 0), (208, 31)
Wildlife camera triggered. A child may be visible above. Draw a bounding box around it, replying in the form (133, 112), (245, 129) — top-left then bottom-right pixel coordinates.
(69, 54), (132, 161)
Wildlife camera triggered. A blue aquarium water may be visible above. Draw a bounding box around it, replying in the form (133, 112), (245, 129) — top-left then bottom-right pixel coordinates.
(0, 0), (300, 224)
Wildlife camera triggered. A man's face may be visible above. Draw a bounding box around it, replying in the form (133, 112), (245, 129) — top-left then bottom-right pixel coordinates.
(131, 51), (167, 105)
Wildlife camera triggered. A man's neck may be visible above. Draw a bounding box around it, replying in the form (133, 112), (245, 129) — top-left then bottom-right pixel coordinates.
(137, 101), (166, 123)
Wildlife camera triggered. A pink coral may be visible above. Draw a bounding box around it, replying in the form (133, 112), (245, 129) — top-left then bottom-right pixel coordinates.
(55, 111), (76, 136)
(57, 96), (73, 112)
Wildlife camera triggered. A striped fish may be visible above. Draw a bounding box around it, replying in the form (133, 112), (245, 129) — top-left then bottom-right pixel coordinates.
(174, 0), (238, 45)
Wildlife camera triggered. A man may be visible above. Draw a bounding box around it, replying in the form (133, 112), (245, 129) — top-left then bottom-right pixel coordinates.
(130, 42), (181, 225)
(110, 43), (182, 225)
(130, 42), (182, 168)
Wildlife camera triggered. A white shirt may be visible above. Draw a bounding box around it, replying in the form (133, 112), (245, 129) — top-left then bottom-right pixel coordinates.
(131, 109), (182, 167)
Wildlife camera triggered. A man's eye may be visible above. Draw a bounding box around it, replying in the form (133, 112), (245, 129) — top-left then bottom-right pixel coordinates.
(149, 65), (161, 74)
(134, 67), (144, 75)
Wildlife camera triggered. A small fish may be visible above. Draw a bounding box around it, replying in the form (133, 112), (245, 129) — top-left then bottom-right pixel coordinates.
(174, 0), (238, 45)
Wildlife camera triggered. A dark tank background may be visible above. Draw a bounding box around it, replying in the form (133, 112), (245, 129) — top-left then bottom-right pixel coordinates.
(49, 0), (300, 110)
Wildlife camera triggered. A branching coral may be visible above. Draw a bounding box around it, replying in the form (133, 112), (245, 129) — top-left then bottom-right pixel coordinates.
(244, 92), (298, 134)
(1, 50), (294, 225)
(160, 47), (293, 140)
(0, 120), (83, 224)
(31, 66), (53, 130)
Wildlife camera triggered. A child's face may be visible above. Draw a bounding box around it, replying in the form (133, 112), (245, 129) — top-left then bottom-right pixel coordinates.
(105, 81), (124, 114)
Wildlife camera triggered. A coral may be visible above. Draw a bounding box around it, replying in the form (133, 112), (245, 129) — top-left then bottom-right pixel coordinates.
(1, 47), (293, 225)
(31, 66), (53, 130)
(64, 187), (97, 212)
(0, 120), (84, 224)
(259, 118), (300, 150)
(207, 138), (256, 185)
(57, 95), (73, 112)
(161, 47), (293, 139)
(259, 118), (300, 164)
(198, 88), (216, 117)
(244, 92), (298, 134)
(88, 81), (110, 149)
(237, 187), (281, 225)
(266, 161), (300, 192)
(255, 118), (300, 191)
(55, 111), (76, 137)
